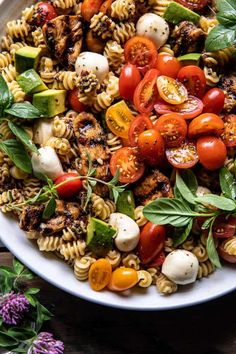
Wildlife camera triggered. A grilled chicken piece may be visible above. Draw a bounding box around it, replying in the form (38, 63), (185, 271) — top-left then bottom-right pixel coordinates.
(133, 170), (174, 205)
(43, 15), (83, 69)
(40, 215), (66, 235)
(218, 75), (236, 113)
(20, 205), (44, 232)
(170, 21), (205, 56)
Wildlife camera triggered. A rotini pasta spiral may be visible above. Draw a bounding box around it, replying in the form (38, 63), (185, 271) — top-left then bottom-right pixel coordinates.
(147, 267), (159, 285)
(0, 189), (24, 213)
(32, 28), (46, 49)
(53, 116), (74, 140)
(73, 1), (82, 15)
(107, 132), (123, 153)
(91, 193), (116, 221)
(92, 92), (112, 112)
(106, 250), (122, 269)
(111, 0), (135, 21)
(8, 81), (26, 102)
(164, 237), (174, 253)
(21, 5), (35, 23)
(181, 237), (195, 251)
(156, 273), (178, 295)
(112, 22), (136, 44)
(37, 236), (63, 252)
(90, 12), (115, 40)
(62, 227), (78, 242)
(46, 137), (72, 156)
(26, 231), (41, 240)
(22, 177), (42, 199)
(134, 206), (148, 227)
(1, 64), (16, 83)
(122, 253), (140, 270)
(149, 0), (171, 17)
(6, 20), (29, 40)
(1, 35), (13, 51)
(0, 52), (12, 69)
(74, 255), (96, 281)
(221, 237), (236, 256)
(104, 41), (124, 75)
(197, 260), (215, 279)
(53, 0), (77, 9)
(159, 44), (174, 56)
(137, 270), (153, 288)
(192, 243), (208, 262)
(60, 240), (86, 260)
(9, 42), (27, 59)
(77, 71), (100, 94)
(39, 57), (58, 84)
(0, 121), (14, 140)
(199, 16), (218, 34)
(50, 71), (79, 91)
(10, 166), (28, 180)
(105, 73), (119, 99)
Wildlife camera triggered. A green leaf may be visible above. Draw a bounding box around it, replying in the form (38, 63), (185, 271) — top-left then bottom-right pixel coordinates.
(0, 139), (32, 173)
(201, 217), (215, 230)
(176, 171), (196, 204)
(173, 219), (193, 247)
(205, 25), (236, 52)
(42, 197), (56, 220)
(7, 328), (36, 341)
(217, 12), (236, 28)
(207, 223), (222, 268)
(219, 167), (236, 200)
(109, 168), (120, 186)
(8, 122), (38, 153)
(216, 0), (236, 14)
(24, 293), (37, 307)
(0, 75), (13, 116)
(195, 194), (236, 211)
(112, 188), (120, 204)
(13, 258), (25, 275)
(25, 287), (40, 295)
(84, 183), (92, 210)
(35, 303), (53, 332)
(180, 169), (198, 194)
(0, 265), (16, 275)
(5, 102), (42, 119)
(0, 331), (19, 347)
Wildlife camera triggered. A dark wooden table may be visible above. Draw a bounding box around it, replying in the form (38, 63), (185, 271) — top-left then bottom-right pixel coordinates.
(1, 248), (236, 354)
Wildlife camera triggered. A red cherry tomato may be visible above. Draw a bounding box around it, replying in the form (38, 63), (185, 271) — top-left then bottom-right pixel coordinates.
(177, 65), (206, 98)
(196, 136), (227, 170)
(137, 129), (165, 166)
(188, 113), (224, 138)
(202, 88), (225, 115)
(221, 114), (236, 147)
(128, 114), (153, 146)
(175, 0), (208, 10)
(119, 64), (142, 101)
(148, 250), (166, 267)
(154, 96), (203, 120)
(166, 141), (199, 169)
(212, 215), (236, 239)
(133, 69), (160, 114)
(68, 88), (86, 113)
(34, 2), (57, 26)
(156, 54), (181, 78)
(81, 0), (104, 21)
(154, 113), (187, 148)
(138, 222), (166, 264)
(110, 147), (145, 183)
(55, 173), (82, 199)
(218, 241), (236, 264)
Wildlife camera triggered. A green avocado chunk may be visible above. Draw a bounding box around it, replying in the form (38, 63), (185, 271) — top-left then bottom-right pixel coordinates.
(86, 217), (117, 256)
(164, 2), (200, 25)
(33, 89), (67, 117)
(116, 191), (135, 220)
(15, 46), (42, 74)
(17, 69), (48, 94)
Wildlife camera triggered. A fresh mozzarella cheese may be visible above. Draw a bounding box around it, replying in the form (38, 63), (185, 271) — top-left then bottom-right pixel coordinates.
(75, 52), (109, 82)
(109, 213), (140, 252)
(31, 146), (63, 181)
(136, 13), (169, 49)
(33, 119), (53, 146)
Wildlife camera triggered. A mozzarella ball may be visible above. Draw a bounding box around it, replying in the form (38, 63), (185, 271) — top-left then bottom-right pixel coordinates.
(109, 213), (140, 252)
(136, 13), (169, 49)
(33, 119), (53, 146)
(75, 52), (109, 82)
(196, 186), (211, 197)
(31, 146), (63, 181)
(162, 250), (199, 285)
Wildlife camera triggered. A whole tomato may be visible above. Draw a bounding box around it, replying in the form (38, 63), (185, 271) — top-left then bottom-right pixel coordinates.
(196, 136), (227, 170)
(119, 64), (142, 101)
(55, 173), (82, 199)
(68, 88), (86, 113)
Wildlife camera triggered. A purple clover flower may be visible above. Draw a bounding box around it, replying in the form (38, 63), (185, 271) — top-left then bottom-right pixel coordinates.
(0, 292), (30, 325)
(28, 332), (64, 354)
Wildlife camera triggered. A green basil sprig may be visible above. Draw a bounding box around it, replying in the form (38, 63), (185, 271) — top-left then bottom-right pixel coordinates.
(5, 102), (42, 119)
(0, 139), (32, 173)
(8, 121), (38, 153)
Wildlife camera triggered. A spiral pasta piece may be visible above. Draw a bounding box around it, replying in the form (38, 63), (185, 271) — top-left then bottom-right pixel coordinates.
(107, 132), (123, 153)
(0, 189), (25, 213)
(77, 71), (100, 94)
(106, 250), (122, 269)
(199, 16), (218, 34)
(74, 255), (96, 281)
(32, 28), (46, 49)
(10, 166), (28, 180)
(122, 253), (140, 270)
(37, 236), (63, 252)
(91, 193), (116, 221)
(192, 244), (208, 262)
(147, 267), (159, 285)
(111, 0), (135, 21)
(60, 240), (86, 260)
(9, 42), (27, 59)
(90, 12), (115, 40)
(8, 81), (26, 102)
(104, 41), (124, 75)
(149, 0), (171, 17)
(53, 0), (77, 9)
(164, 237), (174, 253)
(181, 237), (195, 251)
(112, 22), (136, 44)
(46, 137), (72, 156)
(221, 237), (236, 256)
(6, 20), (29, 40)
(134, 206), (148, 227)
(39, 57), (58, 84)
(197, 260), (215, 279)
(92, 92), (112, 112)
(2, 64), (16, 83)
(50, 71), (79, 91)
(62, 227), (78, 242)
(105, 73), (119, 99)
(21, 5), (35, 22)
(0, 121), (14, 140)
(159, 44), (174, 56)
(156, 273), (178, 295)
(137, 270), (153, 288)
(53, 116), (74, 139)
(1, 35), (13, 51)
(22, 178), (42, 199)
(0, 52), (12, 69)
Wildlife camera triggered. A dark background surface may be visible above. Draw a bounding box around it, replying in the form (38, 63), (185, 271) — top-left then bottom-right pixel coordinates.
(1, 249), (236, 354)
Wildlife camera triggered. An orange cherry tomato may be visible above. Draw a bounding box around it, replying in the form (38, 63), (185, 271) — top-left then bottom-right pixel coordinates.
(166, 141), (199, 169)
(86, 30), (105, 53)
(100, 0), (112, 14)
(55, 173), (82, 199)
(81, 0), (104, 21)
(137, 129), (164, 166)
(156, 75), (188, 105)
(177, 65), (206, 98)
(128, 114), (153, 146)
(196, 136), (227, 170)
(218, 241), (236, 264)
(188, 113), (224, 139)
(119, 64), (142, 101)
(154, 113), (187, 148)
(156, 54), (181, 78)
(68, 88), (86, 113)
(221, 114), (236, 147)
(108, 267), (138, 292)
(202, 88), (225, 115)
(175, 0), (208, 10)
(105, 101), (135, 139)
(88, 259), (112, 291)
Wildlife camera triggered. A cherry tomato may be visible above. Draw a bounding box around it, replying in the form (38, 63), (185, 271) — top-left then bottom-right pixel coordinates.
(202, 88), (225, 115)
(68, 89), (86, 113)
(218, 241), (236, 264)
(154, 96), (203, 120)
(55, 173), (82, 199)
(124, 36), (158, 73)
(212, 215), (236, 239)
(221, 114), (236, 147)
(86, 30), (104, 53)
(196, 136), (227, 170)
(175, 0), (208, 10)
(81, 0), (104, 21)
(119, 64), (142, 101)
(133, 69), (160, 114)
(188, 113), (224, 138)
(137, 129), (164, 166)
(105, 101), (135, 139)
(154, 113), (187, 148)
(148, 251), (166, 267)
(138, 222), (166, 264)
(177, 66), (206, 98)
(110, 147), (145, 183)
(100, 0), (112, 14)
(34, 2), (57, 26)
(156, 75), (188, 105)
(88, 259), (112, 291)
(128, 114), (153, 146)
(156, 54), (181, 78)
(108, 267), (138, 292)
(166, 141), (199, 169)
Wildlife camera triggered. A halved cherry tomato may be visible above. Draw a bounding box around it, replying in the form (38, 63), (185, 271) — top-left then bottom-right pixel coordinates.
(119, 64), (142, 101)
(110, 147), (145, 183)
(154, 113), (187, 148)
(218, 241), (236, 264)
(154, 96), (203, 120)
(137, 129), (164, 166)
(221, 114), (236, 147)
(81, 0), (104, 21)
(177, 66), (206, 98)
(148, 250), (166, 267)
(128, 114), (153, 146)
(133, 69), (160, 114)
(100, 0), (112, 14)
(212, 215), (236, 239)
(138, 222), (166, 264)
(175, 0), (208, 10)
(88, 259), (112, 291)
(105, 101), (135, 139)
(166, 141), (199, 169)
(156, 75), (188, 105)
(188, 113), (224, 138)
(124, 36), (158, 73)
(156, 54), (181, 78)
(34, 2), (57, 26)
(108, 267), (138, 292)
(86, 30), (104, 53)
(55, 173), (82, 199)
(196, 136), (227, 170)
(202, 88), (225, 115)
(68, 88), (86, 113)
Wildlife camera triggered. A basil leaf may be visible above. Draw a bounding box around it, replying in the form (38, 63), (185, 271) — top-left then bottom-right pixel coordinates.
(5, 102), (42, 119)
(176, 171), (196, 204)
(219, 167), (236, 200)
(195, 194), (236, 211)
(0, 331), (19, 347)
(173, 219), (193, 247)
(0, 75), (13, 115)
(42, 197), (56, 220)
(8, 121), (38, 153)
(217, 0), (236, 14)
(207, 225), (222, 268)
(0, 139), (32, 173)
(205, 25), (236, 52)
(217, 12), (236, 28)
(13, 258), (25, 275)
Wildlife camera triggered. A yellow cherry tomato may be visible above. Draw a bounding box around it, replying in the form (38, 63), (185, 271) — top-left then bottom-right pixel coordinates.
(108, 267), (139, 292)
(156, 75), (188, 105)
(88, 259), (112, 291)
(105, 100), (135, 138)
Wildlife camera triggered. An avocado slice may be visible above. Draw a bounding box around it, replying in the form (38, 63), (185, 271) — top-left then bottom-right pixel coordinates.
(17, 69), (48, 94)
(33, 90), (67, 117)
(15, 46), (42, 74)
(164, 2), (200, 25)
(116, 191), (135, 220)
(86, 217), (117, 256)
